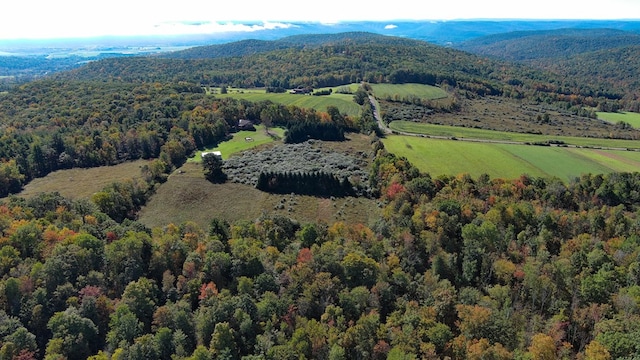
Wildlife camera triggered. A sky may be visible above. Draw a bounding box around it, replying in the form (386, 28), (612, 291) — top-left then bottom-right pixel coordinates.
(1, 0), (640, 40)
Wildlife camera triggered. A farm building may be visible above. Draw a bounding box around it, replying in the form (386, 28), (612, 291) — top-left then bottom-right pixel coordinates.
(289, 87), (312, 94)
(237, 119), (255, 131)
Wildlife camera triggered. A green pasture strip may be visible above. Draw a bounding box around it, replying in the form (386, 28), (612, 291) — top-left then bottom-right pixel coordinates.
(188, 125), (285, 162)
(382, 135), (640, 180)
(216, 92), (361, 116)
(597, 112), (640, 129)
(370, 83), (448, 100)
(382, 136), (544, 179)
(566, 148), (640, 173)
(497, 145), (614, 179)
(389, 121), (640, 149)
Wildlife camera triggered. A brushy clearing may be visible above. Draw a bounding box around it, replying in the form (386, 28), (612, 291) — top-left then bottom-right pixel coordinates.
(137, 162), (380, 230)
(223, 140), (371, 190)
(140, 134), (380, 228)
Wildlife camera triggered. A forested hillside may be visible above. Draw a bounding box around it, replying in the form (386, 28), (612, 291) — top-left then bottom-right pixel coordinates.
(538, 46), (640, 111)
(456, 28), (640, 110)
(456, 28), (640, 61)
(60, 32), (640, 112)
(2, 149), (640, 359)
(59, 34), (508, 93)
(159, 32), (394, 59)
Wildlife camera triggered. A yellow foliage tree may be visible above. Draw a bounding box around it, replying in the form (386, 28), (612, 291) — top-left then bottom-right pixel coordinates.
(584, 340), (611, 360)
(528, 333), (556, 360)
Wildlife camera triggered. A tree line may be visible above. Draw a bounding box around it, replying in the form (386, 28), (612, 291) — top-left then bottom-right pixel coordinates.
(256, 171), (353, 197)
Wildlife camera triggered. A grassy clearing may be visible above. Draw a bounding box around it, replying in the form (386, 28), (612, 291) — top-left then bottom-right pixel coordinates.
(389, 121), (640, 149)
(370, 83), (448, 100)
(597, 112), (640, 129)
(498, 145), (614, 179)
(12, 160), (150, 200)
(382, 135), (640, 180)
(216, 91), (361, 117)
(138, 162), (380, 229)
(383, 136), (542, 179)
(189, 125), (286, 162)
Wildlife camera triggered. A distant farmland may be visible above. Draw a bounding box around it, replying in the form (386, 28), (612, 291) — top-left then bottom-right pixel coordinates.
(382, 135), (640, 180)
(215, 89), (361, 117)
(389, 120), (640, 149)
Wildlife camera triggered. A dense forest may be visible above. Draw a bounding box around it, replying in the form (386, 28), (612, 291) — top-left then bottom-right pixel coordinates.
(455, 29), (640, 61)
(2, 146), (640, 359)
(1, 30), (640, 359)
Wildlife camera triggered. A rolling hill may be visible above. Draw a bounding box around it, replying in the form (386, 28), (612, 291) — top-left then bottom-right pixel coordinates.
(455, 28), (640, 61)
(57, 32), (547, 97)
(455, 28), (640, 107)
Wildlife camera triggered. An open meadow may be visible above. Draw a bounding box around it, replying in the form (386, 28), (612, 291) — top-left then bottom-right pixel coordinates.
(11, 159), (150, 200)
(215, 88), (362, 116)
(370, 83), (448, 100)
(382, 135), (640, 180)
(188, 125), (286, 161)
(598, 111), (640, 129)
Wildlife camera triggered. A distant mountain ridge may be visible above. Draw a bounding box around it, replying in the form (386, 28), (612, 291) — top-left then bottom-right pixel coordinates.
(3, 20), (640, 82)
(455, 28), (640, 61)
(159, 32), (427, 59)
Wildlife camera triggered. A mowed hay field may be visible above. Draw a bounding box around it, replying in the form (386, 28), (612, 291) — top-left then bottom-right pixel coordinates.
(217, 91), (361, 117)
(598, 111), (640, 129)
(382, 135), (640, 180)
(370, 83), (448, 100)
(137, 162), (380, 230)
(389, 121), (640, 149)
(13, 159), (151, 200)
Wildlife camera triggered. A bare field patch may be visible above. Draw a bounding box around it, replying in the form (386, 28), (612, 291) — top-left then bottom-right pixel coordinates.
(12, 160), (151, 200)
(138, 162), (380, 229)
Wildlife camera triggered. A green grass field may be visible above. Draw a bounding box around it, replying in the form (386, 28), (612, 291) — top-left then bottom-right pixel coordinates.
(597, 112), (640, 129)
(382, 135), (640, 180)
(389, 121), (640, 149)
(370, 83), (448, 100)
(216, 90), (362, 117)
(11, 160), (150, 200)
(189, 125), (286, 162)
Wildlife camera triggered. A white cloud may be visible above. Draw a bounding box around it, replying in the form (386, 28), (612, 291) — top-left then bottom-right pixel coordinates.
(0, 0), (639, 39)
(384, 24), (398, 30)
(150, 21), (295, 36)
